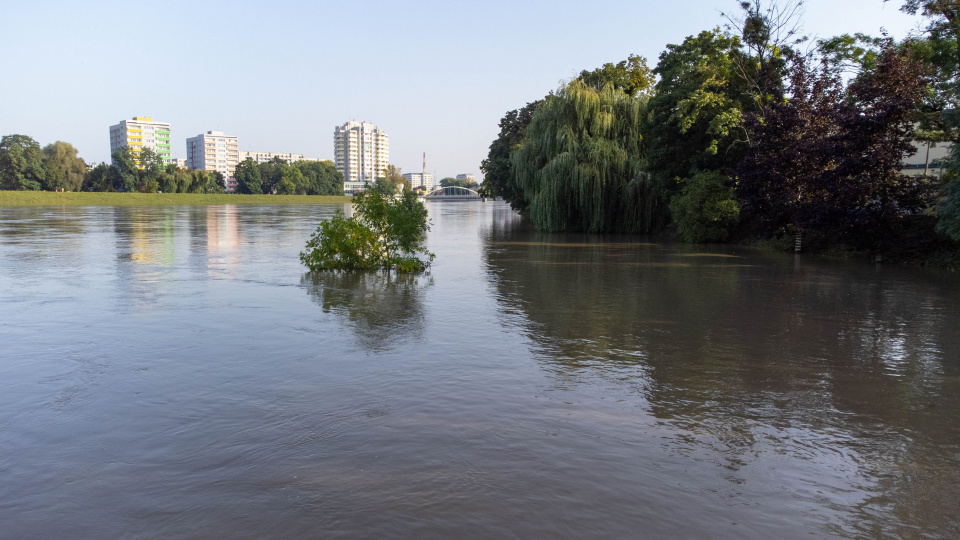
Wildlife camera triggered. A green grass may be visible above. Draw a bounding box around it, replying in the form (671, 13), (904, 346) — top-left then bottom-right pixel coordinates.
(0, 191), (352, 207)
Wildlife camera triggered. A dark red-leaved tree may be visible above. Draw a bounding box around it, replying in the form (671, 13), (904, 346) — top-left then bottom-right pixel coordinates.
(737, 43), (930, 252)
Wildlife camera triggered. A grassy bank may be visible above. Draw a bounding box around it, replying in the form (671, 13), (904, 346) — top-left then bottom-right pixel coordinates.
(0, 191), (352, 207)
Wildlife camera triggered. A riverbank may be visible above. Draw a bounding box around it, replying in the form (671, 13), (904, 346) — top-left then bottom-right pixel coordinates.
(745, 215), (960, 272)
(0, 191), (352, 207)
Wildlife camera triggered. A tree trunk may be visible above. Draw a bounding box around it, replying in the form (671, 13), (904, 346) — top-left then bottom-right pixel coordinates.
(794, 231), (802, 253)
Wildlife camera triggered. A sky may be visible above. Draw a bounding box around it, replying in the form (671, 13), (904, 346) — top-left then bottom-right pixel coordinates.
(0, 0), (925, 179)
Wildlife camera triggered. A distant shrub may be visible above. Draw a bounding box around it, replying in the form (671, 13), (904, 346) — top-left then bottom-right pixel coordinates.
(300, 189), (433, 272)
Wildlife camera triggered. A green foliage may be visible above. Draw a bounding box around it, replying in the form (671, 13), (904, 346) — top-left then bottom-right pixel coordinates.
(669, 171), (740, 242)
(300, 189), (433, 272)
(646, 29), (748, 200)
(83, 163), (113, 192)
(233, 158), (342, 195)
(235, 158), (263, 194)
(480, 101), (540, 207)
(817, 33), (884, 74)
(888, 1), (960, 142)
(41, 141), (86, 191)
(0, 134), (45, 191)
(375, 164), (407, 195)
(577, 54), (655, 98)
(110, 147), (139, 192)
(297, 160), (344, 195)
(510, 79), (666, 233)
(937, 176), (960, 241)
(439, 177), (478, 188)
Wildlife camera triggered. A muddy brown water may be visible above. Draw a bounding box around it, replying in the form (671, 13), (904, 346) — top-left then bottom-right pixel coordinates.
(1, 202), (958, 538)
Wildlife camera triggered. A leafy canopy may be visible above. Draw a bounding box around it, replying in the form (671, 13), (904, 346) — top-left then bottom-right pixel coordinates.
(0, 134), (45, 191)
(510, 79), (665, 233)
(576, 54), (655, 98)
(300, 189), (433, 272)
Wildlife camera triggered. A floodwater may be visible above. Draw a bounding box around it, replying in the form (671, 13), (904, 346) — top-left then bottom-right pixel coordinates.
(1, 202), (958, 538)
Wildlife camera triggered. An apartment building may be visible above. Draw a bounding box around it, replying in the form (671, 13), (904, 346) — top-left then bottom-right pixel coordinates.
(402, 172), (434, 191)
(109, 116), (172, 166)
(334, 121), (389, 194)
(186, 131), (239, 180)
(456, 173), (477, 184)
(237, 151), (311, 165)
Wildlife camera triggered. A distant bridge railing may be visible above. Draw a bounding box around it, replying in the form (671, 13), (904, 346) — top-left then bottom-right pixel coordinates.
(422, 186), (482, 200)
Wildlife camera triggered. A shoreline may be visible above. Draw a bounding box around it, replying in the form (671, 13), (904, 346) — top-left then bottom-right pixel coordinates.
(0, 191), (352, 207)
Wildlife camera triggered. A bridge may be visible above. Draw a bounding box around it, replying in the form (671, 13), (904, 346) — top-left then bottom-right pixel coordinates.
(422, 186), (482, 201)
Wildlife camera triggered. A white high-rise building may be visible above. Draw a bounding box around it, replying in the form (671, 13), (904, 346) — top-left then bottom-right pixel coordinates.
(109, 116), (172, 167)
(186, 131), (239, 180)
(334, 121), (389, 194)
(402, 172), (434, 191)
(456, 173), (477, 184)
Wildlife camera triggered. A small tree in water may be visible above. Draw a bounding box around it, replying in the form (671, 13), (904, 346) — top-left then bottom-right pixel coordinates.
(300, 189), (433, 272)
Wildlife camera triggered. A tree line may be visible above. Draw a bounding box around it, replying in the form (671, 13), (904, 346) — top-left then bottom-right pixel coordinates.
(1, 134), (344, 196)
(481, 0), (960, 256)
(233, 157), (343, 196)
(0, 134), (224, 194)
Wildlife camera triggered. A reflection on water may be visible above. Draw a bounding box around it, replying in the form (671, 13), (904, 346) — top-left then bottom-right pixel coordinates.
(0, 202), (958, 538)
(302, 271), (432, 352)
(482, 211), (960, 538)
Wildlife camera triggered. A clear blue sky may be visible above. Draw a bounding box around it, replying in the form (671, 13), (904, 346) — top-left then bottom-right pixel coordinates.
(0, 0), (923, 179)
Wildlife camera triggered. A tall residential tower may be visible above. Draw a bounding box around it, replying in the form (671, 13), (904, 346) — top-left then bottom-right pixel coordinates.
(186, 130), (239, 180)
(334, 121), (388, 194)
(109, 116), (172, 166)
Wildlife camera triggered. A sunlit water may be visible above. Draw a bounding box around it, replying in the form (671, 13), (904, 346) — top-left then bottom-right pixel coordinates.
(1, 202), (958, 538)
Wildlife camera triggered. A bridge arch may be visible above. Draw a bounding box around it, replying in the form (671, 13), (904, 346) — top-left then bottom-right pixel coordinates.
(423, 186), (482, 199)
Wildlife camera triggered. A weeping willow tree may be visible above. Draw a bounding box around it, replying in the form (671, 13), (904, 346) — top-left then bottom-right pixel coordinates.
(510, 79), (666, 233)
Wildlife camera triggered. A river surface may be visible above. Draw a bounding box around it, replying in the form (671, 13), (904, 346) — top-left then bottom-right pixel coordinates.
(1, 202), (958, 539)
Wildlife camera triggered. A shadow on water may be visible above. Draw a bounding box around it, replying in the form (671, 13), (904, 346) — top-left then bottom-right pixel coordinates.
(482, 211), (960, 538)
(301, 271), (433, 353)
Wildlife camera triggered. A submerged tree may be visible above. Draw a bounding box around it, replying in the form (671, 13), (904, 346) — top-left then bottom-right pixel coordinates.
(510, 79), (665, 233)
(300, 189), (433, 272)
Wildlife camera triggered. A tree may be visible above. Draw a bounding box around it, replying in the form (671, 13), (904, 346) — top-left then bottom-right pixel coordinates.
(817, 33), (885, 75)
(41, 141), (86, 192)
(510, 79), (665, 233)
(737, 46), (930, 250)
(83, 163), (113, 192)
(258, 157), (287, 194)
(577, 54), (655, 98)
(375, 164), (407, 195)
(480, 101), (540, 207)
(669, 171), (740, 242)
(110, 147), (139, 192)
(296, 160), (343, 195)
(936, 168), (960, 240)
(0, 134), (45, 191)
(439, 177), (479, 188)
(276, 166), (303, 195)
(722, 0), (806, 112)
(135, 147), (165, 192)
(234, 158), (263, 194)
(300, 189), (433, 272)
(890, 1), (960, 132)
(646, 29), (749, 201)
